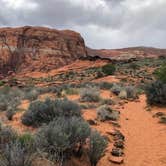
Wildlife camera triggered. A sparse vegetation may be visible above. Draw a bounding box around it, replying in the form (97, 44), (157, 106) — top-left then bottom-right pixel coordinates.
(97, 105), (119, 121)
(22, 98), (81, 127)
(0, 141), (33, 166)
(146, 64), (166, 106)
(102, 64), (116, 76)
(154, 63), (166, 83)
(146, 80), (166, 105)
(80, 86), (100, 102)
(35, 117), (91, 162)
(89, 130), (107, 166)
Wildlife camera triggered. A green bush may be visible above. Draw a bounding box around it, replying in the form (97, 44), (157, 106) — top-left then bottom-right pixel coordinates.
(89, 130), (107, 166)
(80, 87), (100, 102)
(101, 64), (116, 76)
(154, 63), (166, 83)
(17, 133), (34, 149)
(22, 98), (81, 127)
(146, 81), (166, 105)
(35, 117), (90, 162)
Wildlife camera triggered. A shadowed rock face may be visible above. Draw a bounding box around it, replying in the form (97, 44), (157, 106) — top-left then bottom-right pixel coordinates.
(0, 26), (87, 75)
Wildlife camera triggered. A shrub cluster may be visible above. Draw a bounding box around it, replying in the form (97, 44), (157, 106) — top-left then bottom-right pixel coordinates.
(154, 63), (166, 83)
(101, 64), (116, 76)
(80, 86), (100, 102)
(97, 105), (119, 121)
(22, 98), (81, 127)
(0, 125), (34, 166)
(146, 63), (166, 105)
(146, 81), (166, 105)
(35, 117), (90, 161)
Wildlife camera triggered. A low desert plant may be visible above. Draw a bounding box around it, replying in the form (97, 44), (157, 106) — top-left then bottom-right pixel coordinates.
(154, 63), (166, 83)
(146, 81), (166, 105)
(24, 88), (39, 101)
(89, 130), (107, 166)
(22, 98), (81, 127)
(80, 87), (100, 102)
(111, 83), (123, 96)
(101, 64), (116, 76)
(119, 86), (138, 99)
(0, 141), (33, 166)
(35, 117), (90, 162)
(98, 82), (113, 90)
(0, 87), (23, 112)
(97, 105), (119, 121)
(0, 126), (17, 146)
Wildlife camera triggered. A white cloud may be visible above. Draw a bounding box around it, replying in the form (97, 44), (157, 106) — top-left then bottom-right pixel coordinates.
(2, 0), (37, 10)
(0, 0), (166, 49)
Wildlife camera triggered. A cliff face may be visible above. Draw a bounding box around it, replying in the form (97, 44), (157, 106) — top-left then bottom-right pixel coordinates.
(0, 26), (87, 75)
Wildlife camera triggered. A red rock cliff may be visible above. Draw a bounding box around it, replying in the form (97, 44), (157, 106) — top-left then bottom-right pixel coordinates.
(0, 26), (87, 75)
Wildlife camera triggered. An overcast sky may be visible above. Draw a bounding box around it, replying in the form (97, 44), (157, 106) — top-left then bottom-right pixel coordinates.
(0, 0), (166, 49)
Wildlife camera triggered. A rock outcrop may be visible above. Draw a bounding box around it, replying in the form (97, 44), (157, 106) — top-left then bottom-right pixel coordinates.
(0, 26), (87, 75)
(87, 47), (166, 61)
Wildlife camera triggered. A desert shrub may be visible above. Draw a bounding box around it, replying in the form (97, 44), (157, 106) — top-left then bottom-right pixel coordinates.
(80, 87), (100, 102)
(154, 63), (166, 83)
(97, 105), (119, 121)
(125, 86), (138, 99)
(6, 109), (15, 120)
(98, 82), (113, 90)
(101, 64), (116, 76)
(0, 87), (23, 112)
(146, 80), (166, 105)
(22, 98), (81, 127)
(119, 86), (138, 99)
(24, 88), (39, 101)
(111, 83), (123, 95)
(0, 141), (33, 166)
(100, 99), (114, 105)
(63, 88), (78, 95)
(129, 62), (139, 70)
(17, 133), (35, 149)
(89, 130), (107, 166)
(0, 126), (18, 148)
(35, 117), (90, 162)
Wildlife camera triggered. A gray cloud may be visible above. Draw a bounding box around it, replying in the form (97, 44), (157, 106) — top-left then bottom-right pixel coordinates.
(0, 0), (165, 49)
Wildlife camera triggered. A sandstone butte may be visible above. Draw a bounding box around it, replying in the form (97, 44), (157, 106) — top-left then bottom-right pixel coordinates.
(0, 26), (87, 76)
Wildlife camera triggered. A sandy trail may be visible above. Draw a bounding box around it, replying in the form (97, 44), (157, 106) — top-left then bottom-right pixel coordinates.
(120, 95), (166, 166)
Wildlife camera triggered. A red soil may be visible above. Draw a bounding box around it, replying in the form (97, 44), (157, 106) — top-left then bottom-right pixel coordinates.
(120, 95), (166, 166)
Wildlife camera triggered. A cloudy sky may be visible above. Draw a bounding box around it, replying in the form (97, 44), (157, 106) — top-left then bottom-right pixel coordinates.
(0, 0), (166, 49)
